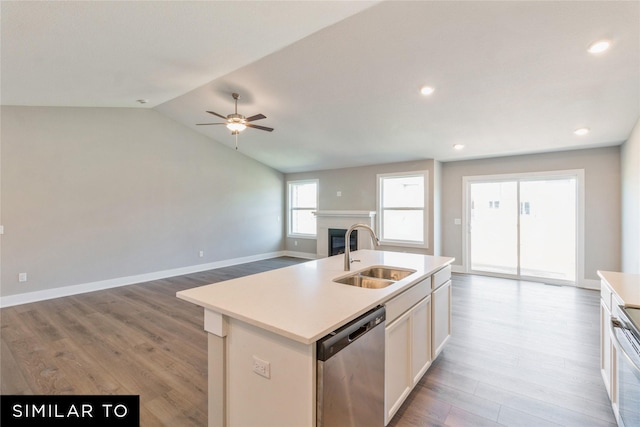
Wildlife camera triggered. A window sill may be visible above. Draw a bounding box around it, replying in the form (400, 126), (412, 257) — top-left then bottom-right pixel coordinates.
(379, 239), (428, 249)
(287, 233), (317, 240)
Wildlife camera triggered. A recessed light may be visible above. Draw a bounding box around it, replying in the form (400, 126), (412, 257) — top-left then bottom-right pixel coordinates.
(574, 127), (590, 136)
(453, 144), (465, 150)
(588, 40), (611, 54)
(420, 86), (435, 96)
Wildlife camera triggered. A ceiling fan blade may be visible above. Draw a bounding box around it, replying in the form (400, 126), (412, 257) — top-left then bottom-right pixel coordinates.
(206, 111), (228, 120)
(246, 123), (274, 132)
(245, 114), (266, 122)
(196, 122), (226, 126)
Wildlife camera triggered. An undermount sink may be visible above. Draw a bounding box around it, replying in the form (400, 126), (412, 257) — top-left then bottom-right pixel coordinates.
(333, 266), (416, 289)
(359, 267), (415, 281)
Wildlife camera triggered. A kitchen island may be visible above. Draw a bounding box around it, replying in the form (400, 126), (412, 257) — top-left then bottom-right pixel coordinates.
(177, 250), (454, 427)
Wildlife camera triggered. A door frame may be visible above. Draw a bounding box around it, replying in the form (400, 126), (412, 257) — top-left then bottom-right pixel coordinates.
(462, 169), (585, 287)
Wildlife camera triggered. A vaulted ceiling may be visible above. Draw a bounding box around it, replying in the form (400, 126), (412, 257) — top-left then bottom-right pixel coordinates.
(2, 1), (639, 173)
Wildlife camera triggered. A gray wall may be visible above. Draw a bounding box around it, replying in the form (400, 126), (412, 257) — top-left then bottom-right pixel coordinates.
(621, 117), (640, 273)
(441, 146), (621, 282)
(1, 106), (284, 298)
(285, 160), (437, 256)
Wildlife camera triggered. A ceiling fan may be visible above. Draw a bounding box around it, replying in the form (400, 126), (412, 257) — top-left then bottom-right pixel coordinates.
(197, 92), (273, 149)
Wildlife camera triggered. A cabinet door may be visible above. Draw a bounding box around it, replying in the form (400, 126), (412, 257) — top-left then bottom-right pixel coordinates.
(411, 296), (431, 384)
(432, 280), (451, 360)
(600, 299), (612, 398)
(385, 309), (412, 425)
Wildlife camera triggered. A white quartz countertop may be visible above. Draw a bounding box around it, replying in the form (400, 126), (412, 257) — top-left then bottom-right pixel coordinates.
(598, 270), (640, 308)
(177, 250), (454, 344)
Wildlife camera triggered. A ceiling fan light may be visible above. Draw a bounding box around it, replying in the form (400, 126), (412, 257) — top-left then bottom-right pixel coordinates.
(226, 122), (247, 132)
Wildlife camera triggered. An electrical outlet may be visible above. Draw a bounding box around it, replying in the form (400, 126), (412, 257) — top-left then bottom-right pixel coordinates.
(252, 356), (271, 379)
(199, 250), (204, 258)
(18, 273), (27, 282)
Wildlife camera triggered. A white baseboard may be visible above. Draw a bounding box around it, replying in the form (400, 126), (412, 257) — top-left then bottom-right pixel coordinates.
(283, 250), (317, 260)
(0, 251), (287, 308)
(450, 265), (600, 290)
(451, 264), (465, 274)
(579, 278), (600, 290)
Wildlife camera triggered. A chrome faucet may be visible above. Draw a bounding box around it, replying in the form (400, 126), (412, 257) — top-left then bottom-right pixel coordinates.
(344, 224), (380, 271)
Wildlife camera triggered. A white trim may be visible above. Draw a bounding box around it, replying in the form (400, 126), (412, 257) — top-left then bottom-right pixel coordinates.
(376, 170), (429, 249)
(287, 179), (319, 238)
(580, 278), (601, 290)
(287, 233), (316, 240)
(462, 169), (585, 287)
(204, 309), (228, 337)
(283, 250), (317, 260)
(314, 211), (377, 258)
(451, 264), (465, 274)
(452, 271), (600, 290)
(0, 251), (286, 308)
(313, 210), (376, 218)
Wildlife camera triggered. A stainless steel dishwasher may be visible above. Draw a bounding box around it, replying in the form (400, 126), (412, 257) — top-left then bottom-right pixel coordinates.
(317, 306), (386, 427)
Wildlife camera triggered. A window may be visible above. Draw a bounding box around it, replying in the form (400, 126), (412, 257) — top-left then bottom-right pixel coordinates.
(377, 171), (428, 247)
(287, 180), (318, 237)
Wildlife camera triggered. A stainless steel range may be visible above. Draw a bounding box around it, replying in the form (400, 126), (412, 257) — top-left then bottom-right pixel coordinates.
(611, 305), (640, 427)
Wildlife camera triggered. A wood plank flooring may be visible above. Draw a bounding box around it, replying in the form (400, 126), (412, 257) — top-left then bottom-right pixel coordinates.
(0, 257), (303, 426)
(389, 274), (616, 427)
(1, 259), (616, 426)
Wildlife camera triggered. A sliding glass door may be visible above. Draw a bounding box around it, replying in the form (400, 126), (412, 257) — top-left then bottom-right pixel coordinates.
(519, 178), (576, 281)
(468, 172), (578, 283)
(469, 181), (518, 275)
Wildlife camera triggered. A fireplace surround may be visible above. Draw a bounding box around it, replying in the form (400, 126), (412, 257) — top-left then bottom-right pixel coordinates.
(313, 210), (376, 258)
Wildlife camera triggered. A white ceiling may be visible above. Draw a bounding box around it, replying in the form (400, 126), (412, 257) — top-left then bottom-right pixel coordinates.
(2, 1), (639, 173)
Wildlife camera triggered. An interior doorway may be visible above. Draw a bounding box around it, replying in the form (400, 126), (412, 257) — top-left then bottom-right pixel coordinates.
(464, 170), (583, 285)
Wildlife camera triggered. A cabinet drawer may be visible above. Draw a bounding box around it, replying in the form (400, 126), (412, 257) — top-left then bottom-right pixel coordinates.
(432, 265), (451, 290)
(386, 277), (430, 324)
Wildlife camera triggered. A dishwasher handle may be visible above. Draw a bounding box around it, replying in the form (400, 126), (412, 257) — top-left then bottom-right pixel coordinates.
(348, 325), (369, 342)
(317, 306), (385, 362)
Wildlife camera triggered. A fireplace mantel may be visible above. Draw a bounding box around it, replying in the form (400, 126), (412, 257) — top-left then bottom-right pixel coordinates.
(313, 211), (376, 258)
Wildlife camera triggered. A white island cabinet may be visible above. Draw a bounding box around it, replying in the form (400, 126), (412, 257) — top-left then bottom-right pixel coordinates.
(383, 265), (451, 423)
(177, 250), (454, 427)
(432, 267), (452, 359)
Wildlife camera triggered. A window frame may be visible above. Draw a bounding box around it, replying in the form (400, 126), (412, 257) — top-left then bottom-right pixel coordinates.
(287, 179), (319, 239)
(376, 170), (429, 248)
(462, 169), (584, 286)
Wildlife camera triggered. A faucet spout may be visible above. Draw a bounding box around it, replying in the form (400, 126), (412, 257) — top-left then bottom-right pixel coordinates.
(344, 224), (380, 271)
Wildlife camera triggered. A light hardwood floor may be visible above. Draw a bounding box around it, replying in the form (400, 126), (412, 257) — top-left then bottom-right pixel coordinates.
(389, 273), (616, 427)
(1, 258), (616, 426)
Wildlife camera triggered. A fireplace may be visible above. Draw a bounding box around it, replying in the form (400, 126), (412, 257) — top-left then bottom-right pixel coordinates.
(313, 211), (376, 258)
(328, 228), (357, 256)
